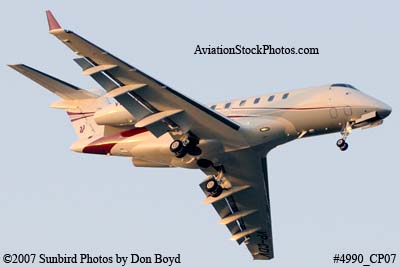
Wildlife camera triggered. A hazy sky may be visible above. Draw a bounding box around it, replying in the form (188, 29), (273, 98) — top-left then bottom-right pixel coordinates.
(1, 1), (399, 266)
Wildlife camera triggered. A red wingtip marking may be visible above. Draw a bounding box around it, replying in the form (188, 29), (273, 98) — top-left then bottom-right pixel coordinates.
(46, 10), (61, 30)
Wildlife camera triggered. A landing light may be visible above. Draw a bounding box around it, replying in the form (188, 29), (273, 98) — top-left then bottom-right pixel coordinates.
(260, 127), (270, 132)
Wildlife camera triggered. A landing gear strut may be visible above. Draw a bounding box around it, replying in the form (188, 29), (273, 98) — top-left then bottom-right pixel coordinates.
(336, 121), (353, 151)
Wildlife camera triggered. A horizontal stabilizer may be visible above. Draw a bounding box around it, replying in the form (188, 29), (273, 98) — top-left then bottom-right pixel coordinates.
(8, 64), (97, 100)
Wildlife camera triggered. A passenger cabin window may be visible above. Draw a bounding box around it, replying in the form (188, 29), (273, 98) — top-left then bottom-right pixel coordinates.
(239, 100), (246, 106)
(253, 97), (260, 104)
(282, 93), (289, 100)
(268, 95), (275, 102)
(224, 102), (231, 109)
(210, 105), (216, 110)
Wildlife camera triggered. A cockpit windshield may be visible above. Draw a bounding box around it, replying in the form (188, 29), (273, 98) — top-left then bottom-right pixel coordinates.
(331, 83), (358, 90)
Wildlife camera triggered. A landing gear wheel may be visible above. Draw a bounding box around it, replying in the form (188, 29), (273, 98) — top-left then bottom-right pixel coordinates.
(206, 179), (218, 192)
(205, 179), (223, 197)
(211, 186), (223, 197)
(187, 146), (202, 156)
(339, 142), (349, 151)
(197, 159), (213, 168)
(336, 138), (345, 147)
(170, 140), (183, 153)
(175, 148), (187, 158)
(170, 140), (187, 158)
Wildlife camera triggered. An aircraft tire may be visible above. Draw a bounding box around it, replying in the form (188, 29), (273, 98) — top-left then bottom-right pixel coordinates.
(175, 148), (187, 158)
(206, 179), (218, 192)
(187, 146), (202, 156)
(336, 138), (345, 147)
(211, 185), (223, 197)
(170, 140), (184, 153)
(340, 142), (349, 151)
(206, 179), (223, 197)
(197, 159), (213, 168)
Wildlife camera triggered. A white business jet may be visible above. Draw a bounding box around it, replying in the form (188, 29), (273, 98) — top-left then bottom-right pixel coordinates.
(9, 11), (392, 260)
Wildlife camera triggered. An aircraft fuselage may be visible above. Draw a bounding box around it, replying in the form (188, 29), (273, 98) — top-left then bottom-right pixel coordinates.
(79, 83), (391, 169)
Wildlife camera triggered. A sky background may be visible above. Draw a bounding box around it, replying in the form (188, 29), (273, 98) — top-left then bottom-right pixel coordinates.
(1, 1), (399, 266)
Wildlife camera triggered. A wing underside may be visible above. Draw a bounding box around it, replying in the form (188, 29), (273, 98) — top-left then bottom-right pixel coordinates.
(10, 11), (274, 260)
(43, 11), (244, 149)
(200, 148), (274, 260)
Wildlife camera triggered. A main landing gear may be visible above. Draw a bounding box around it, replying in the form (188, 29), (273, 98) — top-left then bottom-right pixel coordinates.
(205, 178), (223, 197)
(169, 134), (202, 158)
(336, 121), (353, 151)
(203, 167), (232, 198)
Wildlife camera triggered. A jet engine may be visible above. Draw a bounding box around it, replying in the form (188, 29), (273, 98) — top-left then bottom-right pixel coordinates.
(94, 103), (136, 126)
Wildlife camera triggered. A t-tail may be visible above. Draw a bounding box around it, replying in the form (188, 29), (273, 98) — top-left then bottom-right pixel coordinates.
(8, 64), (109, 151)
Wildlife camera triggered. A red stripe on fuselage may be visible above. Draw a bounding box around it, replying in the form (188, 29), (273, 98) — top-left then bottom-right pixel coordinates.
(82, 127), (149, 155)
(227, 115), (257, 118)
(120, 127), (148, 137)
(82, 143), (116, 155)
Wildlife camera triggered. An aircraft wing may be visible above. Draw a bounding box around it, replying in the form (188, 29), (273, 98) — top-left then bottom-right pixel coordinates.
(44, 11), (273, 259)
(45, 11), (245, 149)
(200, 148), (274, 260)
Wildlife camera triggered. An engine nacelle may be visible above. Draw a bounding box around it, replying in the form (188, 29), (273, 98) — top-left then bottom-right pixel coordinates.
(132, 158), (171, 168)
(94, 103), (136, 126)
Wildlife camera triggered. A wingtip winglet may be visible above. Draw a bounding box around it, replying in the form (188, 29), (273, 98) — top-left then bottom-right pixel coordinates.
(46, 10), (61, 30)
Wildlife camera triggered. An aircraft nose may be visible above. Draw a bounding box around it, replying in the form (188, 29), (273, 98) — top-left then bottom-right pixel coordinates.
(377, 102), (392, 119)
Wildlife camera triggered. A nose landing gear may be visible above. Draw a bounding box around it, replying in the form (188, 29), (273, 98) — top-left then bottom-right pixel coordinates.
(336, 121), (353, 151)
(336, 138), (349, 151)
